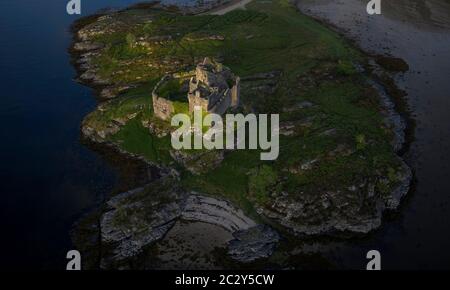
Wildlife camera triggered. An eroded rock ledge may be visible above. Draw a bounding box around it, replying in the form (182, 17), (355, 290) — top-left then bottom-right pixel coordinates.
(100, 177), (279, 267)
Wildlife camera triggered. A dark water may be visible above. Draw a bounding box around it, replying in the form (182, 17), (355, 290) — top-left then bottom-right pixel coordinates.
(0, 0), (157, 270)
(297, 0), (450, 270)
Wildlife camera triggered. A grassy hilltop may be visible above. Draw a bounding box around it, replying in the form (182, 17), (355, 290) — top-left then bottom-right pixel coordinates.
(76, 0), (409, 234)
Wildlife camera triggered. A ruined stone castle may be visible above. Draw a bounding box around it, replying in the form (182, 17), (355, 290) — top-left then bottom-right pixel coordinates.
(152, 58), (240, 120)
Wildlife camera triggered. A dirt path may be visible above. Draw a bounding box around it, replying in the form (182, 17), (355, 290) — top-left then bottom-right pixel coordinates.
(205, 0), (252, 15)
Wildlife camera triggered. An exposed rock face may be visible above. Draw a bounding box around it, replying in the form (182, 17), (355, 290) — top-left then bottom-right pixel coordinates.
(257, 160), (412, 236)
(99, 178), (278, 267)
(169, 150), (225, 175)
(239, 70), (281, 107)
(100, 180), (188, 267)
(182, 194), (256, 232)
(227, 225), (280, 263)
(81, 122), (120, 143)
(383, 161), (412, 210)
(241, 70), (281, 81)
(73, 41), (104, 51)
(143, 120), (170, 138)
(368, 78), (406, 153)
(100, 85), (134, 99)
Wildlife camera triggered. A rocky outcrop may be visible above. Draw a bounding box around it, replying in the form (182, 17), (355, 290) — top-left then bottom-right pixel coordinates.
(100, 180), (188, 266)
(169, 150), (225, 175)
(73, 41), (104, 51)
(382, 160), (412, 210)
(182, 194), (256, 232)
(241, 70), (281, 81)
(241, 70), (281, 98)
(227, 225), (280, 263)
(368, 76), (407, 153)
(81, 121), (120, 143)
(100, 85), (134, 99)
(257, 160), (412, 236)
(99, 178), (278, 267)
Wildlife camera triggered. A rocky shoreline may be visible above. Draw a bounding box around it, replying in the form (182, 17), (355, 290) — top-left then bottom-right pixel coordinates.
(70, 0), (412, 268)
(99, 177), (280, 268)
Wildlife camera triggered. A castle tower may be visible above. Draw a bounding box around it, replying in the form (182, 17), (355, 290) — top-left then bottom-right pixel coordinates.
(202, 57), (213, 65)
(231, 77), (240, 107)
(152, 58), (240, 120)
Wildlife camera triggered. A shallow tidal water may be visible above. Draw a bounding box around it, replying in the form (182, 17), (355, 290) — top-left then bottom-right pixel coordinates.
(297, 0), (450, 269)
(1, 0), (449, 270)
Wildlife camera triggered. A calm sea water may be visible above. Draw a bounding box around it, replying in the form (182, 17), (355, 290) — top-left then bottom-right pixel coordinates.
(0, 0), (153, 270)
(1, 0), (449, 270)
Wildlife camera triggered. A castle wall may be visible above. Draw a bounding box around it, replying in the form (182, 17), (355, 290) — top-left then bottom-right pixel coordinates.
(152, 75), (175, 120)
(231, 77), (240, 107)
(152, 93), (174, 121)
(189, 77), (198, 92)
(188, 91), (209, 113)
(196, 65), (220, 87)
(152, 59), (240, 120)
(209, 89), (232, 115)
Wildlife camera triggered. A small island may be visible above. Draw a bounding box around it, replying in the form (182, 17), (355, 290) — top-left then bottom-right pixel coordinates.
(72, 0), (411, 269)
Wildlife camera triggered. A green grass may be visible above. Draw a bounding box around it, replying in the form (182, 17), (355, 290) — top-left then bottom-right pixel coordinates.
(248, 165), (278, 203)
(82, 0), (403, 215)
(83, 83), (155, 131)
(157, 78), (185, 101)
(112, 118), (172, 163)
(182, 149), (262, 213)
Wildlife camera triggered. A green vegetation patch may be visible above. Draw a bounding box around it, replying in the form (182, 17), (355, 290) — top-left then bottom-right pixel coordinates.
(156, 78), (186, 101)
(81, 0), (404, 217)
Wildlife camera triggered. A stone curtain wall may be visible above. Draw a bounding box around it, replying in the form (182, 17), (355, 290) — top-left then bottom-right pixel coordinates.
(188, 90), (209, 113)
(152, 75), (175, 120)
(152, 94), (175, 120)
(152, 59), (240, 119)
(231, 77), (240, 107)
